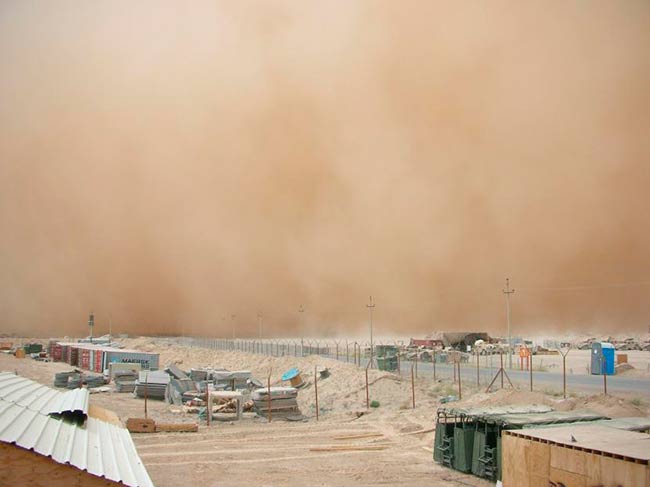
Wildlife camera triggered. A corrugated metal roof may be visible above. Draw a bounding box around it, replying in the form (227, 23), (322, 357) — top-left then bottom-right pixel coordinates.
(0, 372), (154, 487)
(0, 371), (88, 417)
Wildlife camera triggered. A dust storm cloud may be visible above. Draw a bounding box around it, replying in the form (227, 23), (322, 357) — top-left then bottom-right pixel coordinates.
(0, 1), (649, 337)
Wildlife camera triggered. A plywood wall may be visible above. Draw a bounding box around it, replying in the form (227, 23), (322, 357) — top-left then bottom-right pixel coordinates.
(502, 433), (649, 487)
(0, 443), (122, 487)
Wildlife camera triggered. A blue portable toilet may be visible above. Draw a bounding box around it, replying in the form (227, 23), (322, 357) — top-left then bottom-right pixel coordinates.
(591, 342), (615, 375)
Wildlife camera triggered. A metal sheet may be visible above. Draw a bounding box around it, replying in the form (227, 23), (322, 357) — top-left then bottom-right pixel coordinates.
(0, 372), (153, 487)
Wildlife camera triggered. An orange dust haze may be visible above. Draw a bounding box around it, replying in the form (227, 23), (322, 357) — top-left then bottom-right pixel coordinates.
(1, 1), (649, 337)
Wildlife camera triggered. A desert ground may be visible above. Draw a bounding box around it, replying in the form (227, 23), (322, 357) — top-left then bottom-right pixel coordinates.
(1, 337), (649, 487)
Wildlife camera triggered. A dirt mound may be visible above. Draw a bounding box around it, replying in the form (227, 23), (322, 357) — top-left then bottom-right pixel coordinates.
(453, 389), (563, 409)
(569, 394), (648, 418)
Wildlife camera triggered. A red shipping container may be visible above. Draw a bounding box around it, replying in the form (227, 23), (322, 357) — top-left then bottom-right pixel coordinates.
(94, 350), (103, 372)
(52, 344), (62, 361)
(80, 349), (90, 369)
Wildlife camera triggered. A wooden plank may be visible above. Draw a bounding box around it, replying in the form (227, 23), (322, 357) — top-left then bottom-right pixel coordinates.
(400, 427), (436, 436)
(333, 433), (383, 440)
(126, 418), (156, 433)
(155, 423), (198, 433)
(310, 445), (389, 452)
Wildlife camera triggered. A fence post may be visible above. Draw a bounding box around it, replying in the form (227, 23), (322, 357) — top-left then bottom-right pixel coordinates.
(315, 366), (319, 421)
(411, 363), (416, 409)
(365, 361), (370, 409)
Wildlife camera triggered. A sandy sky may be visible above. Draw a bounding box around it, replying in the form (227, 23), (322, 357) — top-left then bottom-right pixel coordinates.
(1, 1), (649, 337)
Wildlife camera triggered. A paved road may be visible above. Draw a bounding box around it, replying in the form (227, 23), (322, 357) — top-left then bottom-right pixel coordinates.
(311, 349), (650, 396)
(360, 358), (650, 397)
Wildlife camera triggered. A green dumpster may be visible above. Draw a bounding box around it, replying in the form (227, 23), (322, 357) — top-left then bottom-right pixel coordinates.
(434, 412), (456, 467)
(452, 419), (475, 473)
(375, 345), (399, 372)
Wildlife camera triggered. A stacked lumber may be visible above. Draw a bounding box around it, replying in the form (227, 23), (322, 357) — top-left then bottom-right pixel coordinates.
(85, 374), (105, 388)
(252, 387), (301, 419)
(213, 370), (251, 390)
(134, 371), (169, 399)
(114, 372), (138, 392)
(53, 371), (76, 388)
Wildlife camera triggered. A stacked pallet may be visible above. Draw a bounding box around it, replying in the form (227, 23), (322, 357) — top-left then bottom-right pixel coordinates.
(114, 372), (138, 392)
(213, 370), (251, 390)
(53, 371), (76, 388)
(252, 387), (301, 419)
(85, 375), (105, 388)
(134, 371), (169, 399)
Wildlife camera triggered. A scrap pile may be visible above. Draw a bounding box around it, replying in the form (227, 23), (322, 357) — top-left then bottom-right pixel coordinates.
(252, 386), (302, 420)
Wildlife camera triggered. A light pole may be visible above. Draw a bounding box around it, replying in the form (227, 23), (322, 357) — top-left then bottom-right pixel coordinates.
(503, 278), (515, 369)
(231, 314), (236, 340)
(366, 296), (375, 368)
(258, 312), (263, 339)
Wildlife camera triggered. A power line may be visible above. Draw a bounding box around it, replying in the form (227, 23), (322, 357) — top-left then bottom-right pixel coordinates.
(519, 280), (650, 292)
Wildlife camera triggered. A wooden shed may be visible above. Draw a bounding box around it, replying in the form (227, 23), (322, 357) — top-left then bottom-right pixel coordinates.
(502, 424), (649, 487)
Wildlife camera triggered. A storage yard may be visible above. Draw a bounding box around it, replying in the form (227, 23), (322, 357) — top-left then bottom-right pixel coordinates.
(1, 335), (648, 486)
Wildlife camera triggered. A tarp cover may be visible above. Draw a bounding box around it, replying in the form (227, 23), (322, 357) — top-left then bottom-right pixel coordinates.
(438, 405), (608, 428)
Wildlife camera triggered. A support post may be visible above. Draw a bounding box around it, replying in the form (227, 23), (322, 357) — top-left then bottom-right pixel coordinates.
(500, 352), (504, 388)
(433, 350), (437, 381)
(414, 352), (418, 379)
(315, 366), (319, 421)
(365, 361), (370, 409)
(267, 369), (272, 422)
(529, 350), (533, 392)
(411, 363), (416, 408)
(144, 372), (148, 419)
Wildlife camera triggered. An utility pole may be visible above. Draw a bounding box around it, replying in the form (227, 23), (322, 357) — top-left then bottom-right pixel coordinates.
(298, 305), (305, 356)
(231, 314), (236, 340)
(88, 311), (94, 343)
(108, 313), (112, 342)
(367, 296), (375, 368)
(258, 312), (263, 339)
(503, 278), (515, 369)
